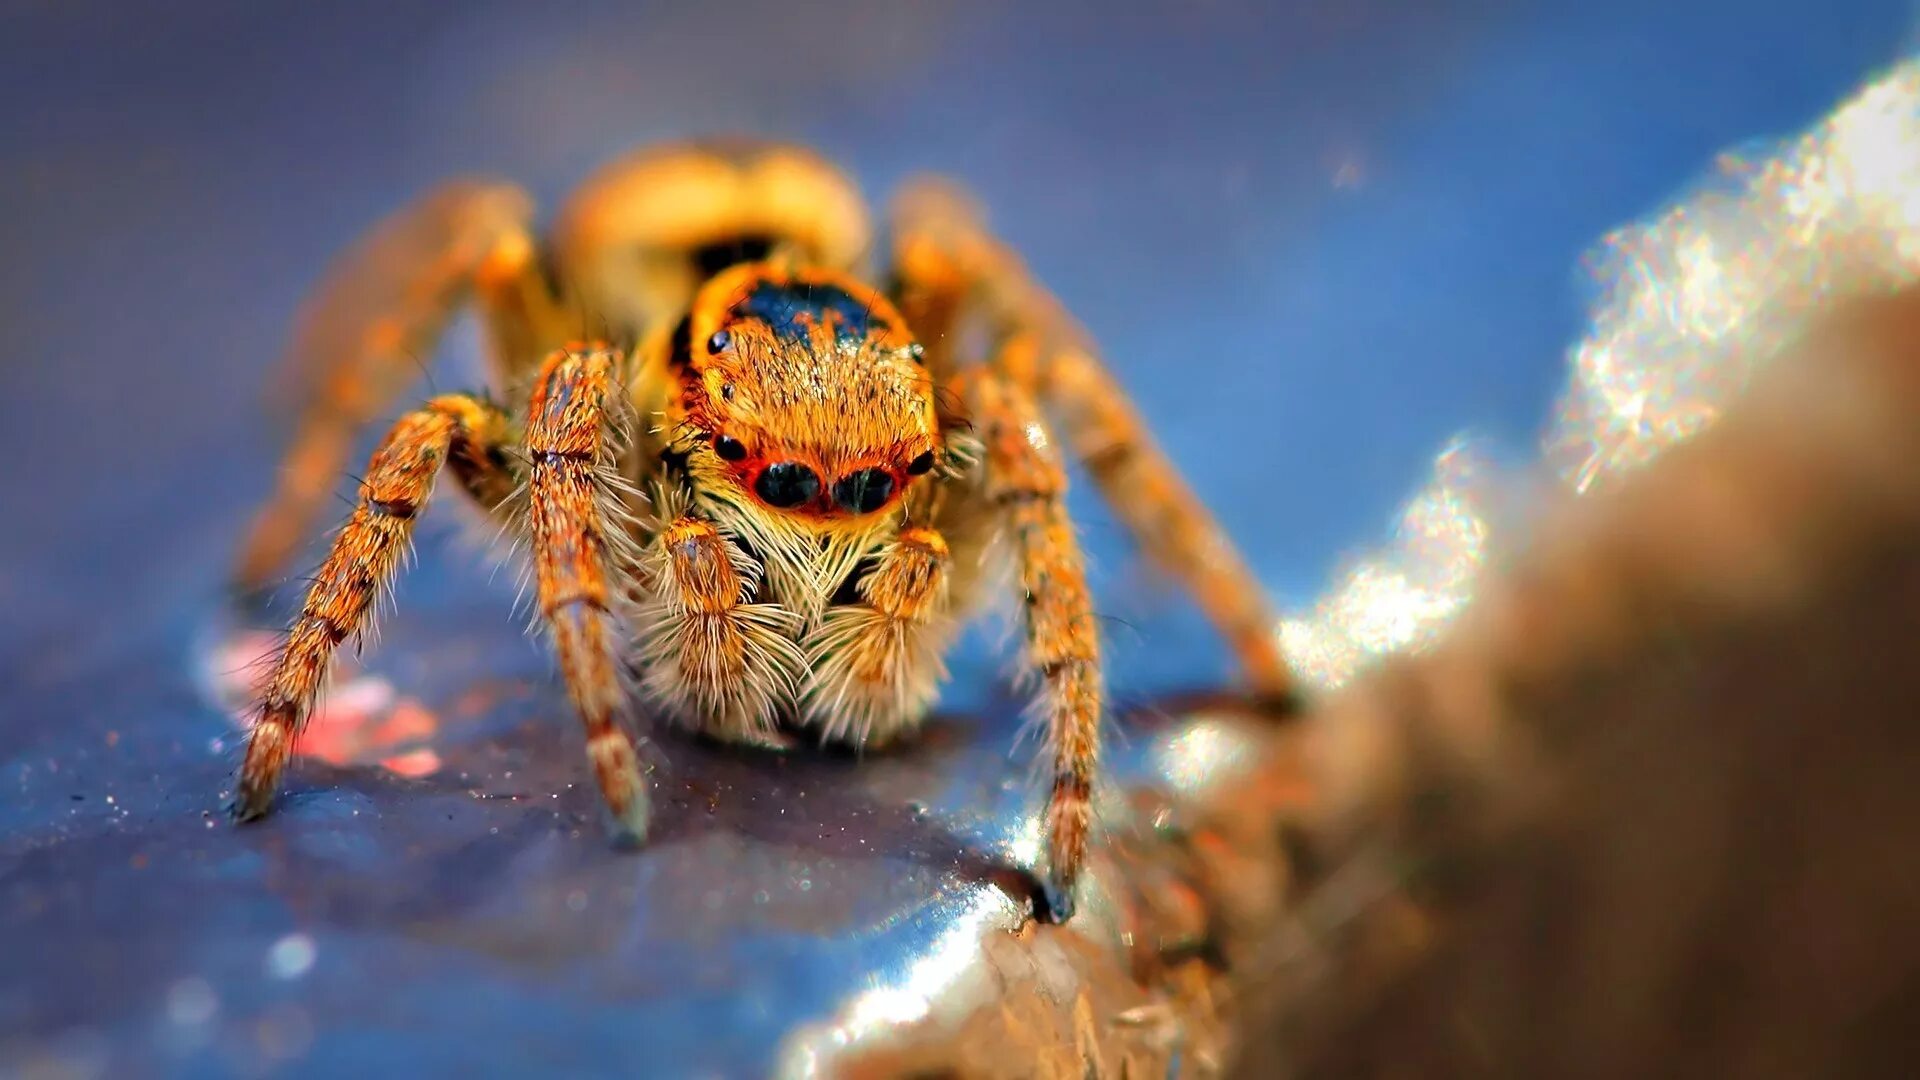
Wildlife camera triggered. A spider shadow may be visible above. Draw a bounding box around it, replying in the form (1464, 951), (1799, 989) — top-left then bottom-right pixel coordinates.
(264, 699), (1056, 922)
(284, 671), (1305, 931)
(638, 712), (1057, 918)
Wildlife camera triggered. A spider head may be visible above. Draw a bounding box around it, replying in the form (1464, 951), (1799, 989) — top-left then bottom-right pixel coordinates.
(670, 262), (941, 525)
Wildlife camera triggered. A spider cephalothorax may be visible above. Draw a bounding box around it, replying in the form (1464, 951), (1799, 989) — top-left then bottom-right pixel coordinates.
(665, 263), (942, 605)
(230, 140), (1294, 919)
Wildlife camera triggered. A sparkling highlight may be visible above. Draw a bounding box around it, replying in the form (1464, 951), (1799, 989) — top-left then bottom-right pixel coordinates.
(1279, 437), (1494, 688)
(1553, 59), (1920, 490)
(1279, 57), (1920, 686)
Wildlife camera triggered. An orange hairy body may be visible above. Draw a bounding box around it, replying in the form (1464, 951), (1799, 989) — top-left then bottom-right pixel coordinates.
(231, 141), (1294, 918)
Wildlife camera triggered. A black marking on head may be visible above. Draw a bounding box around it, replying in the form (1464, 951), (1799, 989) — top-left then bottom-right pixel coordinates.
(690, 234), (776, 279)
(732, 280), (889, 345)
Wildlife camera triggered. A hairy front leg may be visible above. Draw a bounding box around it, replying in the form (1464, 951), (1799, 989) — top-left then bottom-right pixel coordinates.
(801, 526), (957, 747)
(634, 510), (806, 745)
(232, 393), (517, 820)
(525, 345), (650, 841)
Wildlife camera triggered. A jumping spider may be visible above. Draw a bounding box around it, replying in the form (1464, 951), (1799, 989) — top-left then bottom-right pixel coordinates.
(231, 141), (1294, 916)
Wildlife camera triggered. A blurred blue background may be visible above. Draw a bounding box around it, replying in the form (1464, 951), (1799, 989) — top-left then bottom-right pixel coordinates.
(1, 2), (1915, 1075)
(1, 1), (1913, 682)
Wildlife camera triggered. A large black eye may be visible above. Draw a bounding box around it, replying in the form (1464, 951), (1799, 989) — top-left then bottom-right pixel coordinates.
(907, 451), (935, 476)
(832, 468), (895, 514)
(713, 434), (747, 461)
(755, 462), (821, 508)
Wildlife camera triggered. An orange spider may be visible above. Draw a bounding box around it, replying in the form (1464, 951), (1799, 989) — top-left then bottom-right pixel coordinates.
(230, 141), (1293, 917)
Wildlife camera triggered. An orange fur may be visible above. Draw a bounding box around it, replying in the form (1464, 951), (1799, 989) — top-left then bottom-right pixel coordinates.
(524, 346), (649, 840)
(550, 141), (872, 336)
(634, 506), (806, 744)
(801, 527), (957, 745)
(661, 262), (941, 622)
(967, 374), (1103, 901)
(234, 139), (1297, 920)
(673, 262), (936, 493)
(234, 394), (515, 818)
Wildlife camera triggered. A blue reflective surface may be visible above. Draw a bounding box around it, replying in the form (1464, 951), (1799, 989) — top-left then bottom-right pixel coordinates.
(0, 3), (1911, 1076)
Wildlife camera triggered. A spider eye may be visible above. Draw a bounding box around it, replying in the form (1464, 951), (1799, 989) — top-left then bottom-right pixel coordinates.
(708, 329), (731, 352)
(755, 462), (820, 508)
(713, 434), (747, 461)
(907, 451), (935, 476)
(833, 469), (895, 514)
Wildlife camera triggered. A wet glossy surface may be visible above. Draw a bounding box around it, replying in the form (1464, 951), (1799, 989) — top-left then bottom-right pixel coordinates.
(5, 590), (1260, 1075)
(1, 3), (1910, 1077)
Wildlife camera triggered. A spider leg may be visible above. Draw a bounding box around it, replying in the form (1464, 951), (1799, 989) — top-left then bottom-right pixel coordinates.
(634, 503), (807, 747)
(1009, 333), (1294, 697)
(889, 180), (1295, 698)
(237, 180), (549, 591)
(968, 369), (1102, 914)
(232, 393), (518, 820)
(799, 525), (956, 747)
(524, 345), (651, 841)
